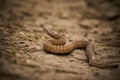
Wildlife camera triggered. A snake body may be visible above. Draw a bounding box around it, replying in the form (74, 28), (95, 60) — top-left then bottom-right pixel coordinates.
(41, 25), (119, 68)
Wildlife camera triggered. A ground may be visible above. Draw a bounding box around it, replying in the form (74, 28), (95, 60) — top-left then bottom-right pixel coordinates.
(0, 0), (120, 80)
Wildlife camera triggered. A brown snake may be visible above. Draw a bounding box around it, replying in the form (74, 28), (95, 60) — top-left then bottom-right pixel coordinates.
(41, 25), (119, 68)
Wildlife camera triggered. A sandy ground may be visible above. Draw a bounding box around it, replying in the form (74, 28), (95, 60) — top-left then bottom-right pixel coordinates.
(0, 0), (120, 80)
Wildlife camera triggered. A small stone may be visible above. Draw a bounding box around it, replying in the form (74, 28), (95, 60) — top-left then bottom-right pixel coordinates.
(69, 59), (74, 62)
(19, 31), (25, 37)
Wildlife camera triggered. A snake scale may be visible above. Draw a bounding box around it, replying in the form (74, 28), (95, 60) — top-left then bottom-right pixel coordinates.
(41, 25), (119, 68)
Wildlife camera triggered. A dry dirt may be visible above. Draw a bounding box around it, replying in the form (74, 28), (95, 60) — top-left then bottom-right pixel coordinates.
(0, 0), (120, 80)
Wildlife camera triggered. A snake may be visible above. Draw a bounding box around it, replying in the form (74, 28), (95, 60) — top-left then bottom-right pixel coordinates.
(41, 25), (119, 68)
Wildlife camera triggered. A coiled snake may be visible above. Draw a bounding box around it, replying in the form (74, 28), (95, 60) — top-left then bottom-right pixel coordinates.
(41, 25), (119, 68)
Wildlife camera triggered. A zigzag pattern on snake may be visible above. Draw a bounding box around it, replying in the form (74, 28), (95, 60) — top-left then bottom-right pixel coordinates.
(41, 24), (119, 68)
